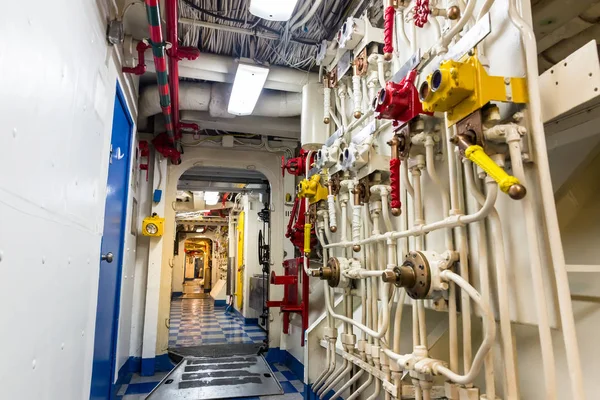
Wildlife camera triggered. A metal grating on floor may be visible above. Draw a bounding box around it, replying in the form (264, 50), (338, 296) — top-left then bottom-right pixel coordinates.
(147, 355), (283, 399)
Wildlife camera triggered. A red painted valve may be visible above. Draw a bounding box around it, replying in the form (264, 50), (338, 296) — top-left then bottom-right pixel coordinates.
(374, 70), (432, 124)
(414, 0), (430, 27)
(281, 149), (310, 177)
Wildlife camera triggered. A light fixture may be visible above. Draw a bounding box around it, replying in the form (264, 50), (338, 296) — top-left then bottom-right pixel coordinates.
(204, 191), (220, 206)
(228, 60), (270, 115)
(196, 227), (205, 233)
(142, 213), (165, 237)
(249, 0), (299, 21)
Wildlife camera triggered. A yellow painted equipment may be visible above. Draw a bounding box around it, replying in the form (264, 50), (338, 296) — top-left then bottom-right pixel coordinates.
(141, 214), (165, 237)
(297, 174), (328, 204)
(419, 56), (528, 126)
(304, 223), (312, 255)
(236, 212), (245, 310)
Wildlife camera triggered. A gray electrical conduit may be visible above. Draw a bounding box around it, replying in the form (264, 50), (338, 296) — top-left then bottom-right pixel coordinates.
(291, 0), (324, 31)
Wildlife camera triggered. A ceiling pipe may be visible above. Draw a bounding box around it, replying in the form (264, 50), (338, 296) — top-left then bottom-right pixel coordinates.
(132, 46), (318, 93)
(166, 0), (200, 138)
(142, 0), (175, 145)
(138, 82), (302, 125)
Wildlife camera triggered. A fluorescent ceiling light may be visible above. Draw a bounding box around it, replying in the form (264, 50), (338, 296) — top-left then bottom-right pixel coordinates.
(204, 191), (220, 205)
(196, 227), (205, 233)
(227, 62), (270, 116)
(249, 0), (299, 21)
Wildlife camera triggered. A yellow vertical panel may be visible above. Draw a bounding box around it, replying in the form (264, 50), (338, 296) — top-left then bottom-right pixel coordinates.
(236, 212), (245, 310)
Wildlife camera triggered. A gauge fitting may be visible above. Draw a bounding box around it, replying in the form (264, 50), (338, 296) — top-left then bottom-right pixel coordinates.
(297, 174), (329, 204)
(419, 56), (528, 127)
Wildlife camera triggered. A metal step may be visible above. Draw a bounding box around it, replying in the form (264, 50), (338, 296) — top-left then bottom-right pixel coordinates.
(147, 354), (282, 399)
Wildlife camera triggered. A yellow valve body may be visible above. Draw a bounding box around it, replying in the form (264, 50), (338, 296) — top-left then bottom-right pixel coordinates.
(421, 56), (528, 126)
(464, 145), (520, 194)
(297, 174), (328, 204)
(304, 223), (312, 255)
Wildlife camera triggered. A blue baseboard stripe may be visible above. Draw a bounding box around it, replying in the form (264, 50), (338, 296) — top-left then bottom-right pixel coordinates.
(214, 299), (226, 306)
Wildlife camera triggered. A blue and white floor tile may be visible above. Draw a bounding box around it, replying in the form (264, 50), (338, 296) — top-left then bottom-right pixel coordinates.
(115, 361), (305, 400)
(168, 297), (267, 347)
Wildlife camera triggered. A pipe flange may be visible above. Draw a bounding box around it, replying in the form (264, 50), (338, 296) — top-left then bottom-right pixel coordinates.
(403, 251), (431, 299)
(312, 257), (342, 287)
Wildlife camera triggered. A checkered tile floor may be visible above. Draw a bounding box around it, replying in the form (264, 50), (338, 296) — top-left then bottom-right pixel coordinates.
(168, 297), (267, 347)
(116, 361), (305, 400)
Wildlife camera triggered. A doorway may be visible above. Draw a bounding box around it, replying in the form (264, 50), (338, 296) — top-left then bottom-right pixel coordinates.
(167, 166), (271, 356)
(90, 84), (133, 399)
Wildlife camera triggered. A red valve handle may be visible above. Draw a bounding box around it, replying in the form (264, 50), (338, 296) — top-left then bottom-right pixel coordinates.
(414, 0), (430, 28)
(390, 158), (401, 215)
(383, 6), (395, 60)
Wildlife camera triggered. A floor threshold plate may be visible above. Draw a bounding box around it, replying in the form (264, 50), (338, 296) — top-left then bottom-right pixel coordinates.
(147, 354), (283, 399)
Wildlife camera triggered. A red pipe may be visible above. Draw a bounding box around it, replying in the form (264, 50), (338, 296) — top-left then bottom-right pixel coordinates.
(383, 6), (395, 61)
(123, 40), (151, 75)
(166, 0), (200, 139)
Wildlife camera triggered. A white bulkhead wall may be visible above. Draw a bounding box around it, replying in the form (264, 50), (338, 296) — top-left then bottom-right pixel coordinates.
(0, 1), (142, 398)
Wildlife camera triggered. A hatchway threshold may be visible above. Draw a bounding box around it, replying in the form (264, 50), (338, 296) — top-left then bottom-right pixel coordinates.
(170, 343), (263, 359)
(147, 355), (283, 399)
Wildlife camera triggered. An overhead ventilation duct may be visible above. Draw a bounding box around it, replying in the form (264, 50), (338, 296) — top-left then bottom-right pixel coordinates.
(138, 82), (302, 129)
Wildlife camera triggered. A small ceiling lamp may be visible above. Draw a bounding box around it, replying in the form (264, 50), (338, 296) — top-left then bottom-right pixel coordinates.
(249, 0), (299, 22)
(228, 60), (270, 115)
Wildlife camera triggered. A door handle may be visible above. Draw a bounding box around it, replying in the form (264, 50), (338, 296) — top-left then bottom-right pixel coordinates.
(101, 252), (114, 263)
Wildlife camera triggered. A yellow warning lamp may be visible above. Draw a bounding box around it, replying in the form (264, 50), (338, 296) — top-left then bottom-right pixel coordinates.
(142, 213), (165, 237)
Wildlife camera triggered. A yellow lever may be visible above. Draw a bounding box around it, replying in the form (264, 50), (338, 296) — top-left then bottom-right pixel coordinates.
(304, 223), (312, 255)
(465, 145), (526, 200)
(453, 135), (526, 200)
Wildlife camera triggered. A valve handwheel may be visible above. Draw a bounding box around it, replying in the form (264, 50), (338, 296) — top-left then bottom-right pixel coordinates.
(414, 0), (430, 28)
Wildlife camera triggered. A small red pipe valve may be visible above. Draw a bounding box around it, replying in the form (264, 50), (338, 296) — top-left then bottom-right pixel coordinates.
(374, 70), (432, 124)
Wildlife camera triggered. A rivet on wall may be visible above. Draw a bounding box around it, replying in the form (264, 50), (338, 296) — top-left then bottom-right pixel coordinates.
(81, 331), (85, 337)
(0, 250), (3, 262)
(42, 257), (46, 265)
(61, 343), (65, 350)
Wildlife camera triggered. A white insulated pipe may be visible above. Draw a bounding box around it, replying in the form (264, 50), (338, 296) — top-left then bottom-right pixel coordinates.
(464, 161), (519, 399)
(322, 183), (498, 249)
(138, 81), (302, 121)
(434, 270), (496, 385)
(508, 2), (585, 398)
(507, 129), (556, 399)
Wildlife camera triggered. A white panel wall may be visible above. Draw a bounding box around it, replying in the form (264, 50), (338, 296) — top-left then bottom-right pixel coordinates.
(242, 195), (262, 319)
(0, 0), (139, 398)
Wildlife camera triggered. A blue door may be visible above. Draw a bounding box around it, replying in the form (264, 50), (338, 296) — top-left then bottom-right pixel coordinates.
(90, 83), (133, 399)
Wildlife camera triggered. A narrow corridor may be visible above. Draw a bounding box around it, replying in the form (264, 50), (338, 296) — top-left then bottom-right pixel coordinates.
(168, 297), (267, 348)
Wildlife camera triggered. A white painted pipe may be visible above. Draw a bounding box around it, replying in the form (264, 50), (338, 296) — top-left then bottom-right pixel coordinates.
(435, 0), (477, 54)
(463, 161), (518, 399)
(424, 136), (453, 251)
(508, 2), (584, 397)
(346, 374), (373, 400)
(291, 0), (324, 31)
(323, 272), (390, 339)
(329, 368), (364, 400)
(463, 161), (495, 400)
(507, 129), (557, 399)
(324, 87), (332, 123)
(410, 167), (424, 250)
(322, 184), (498, 249)
(138, 81), (302, 121)
(435, 270), (495, 385)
